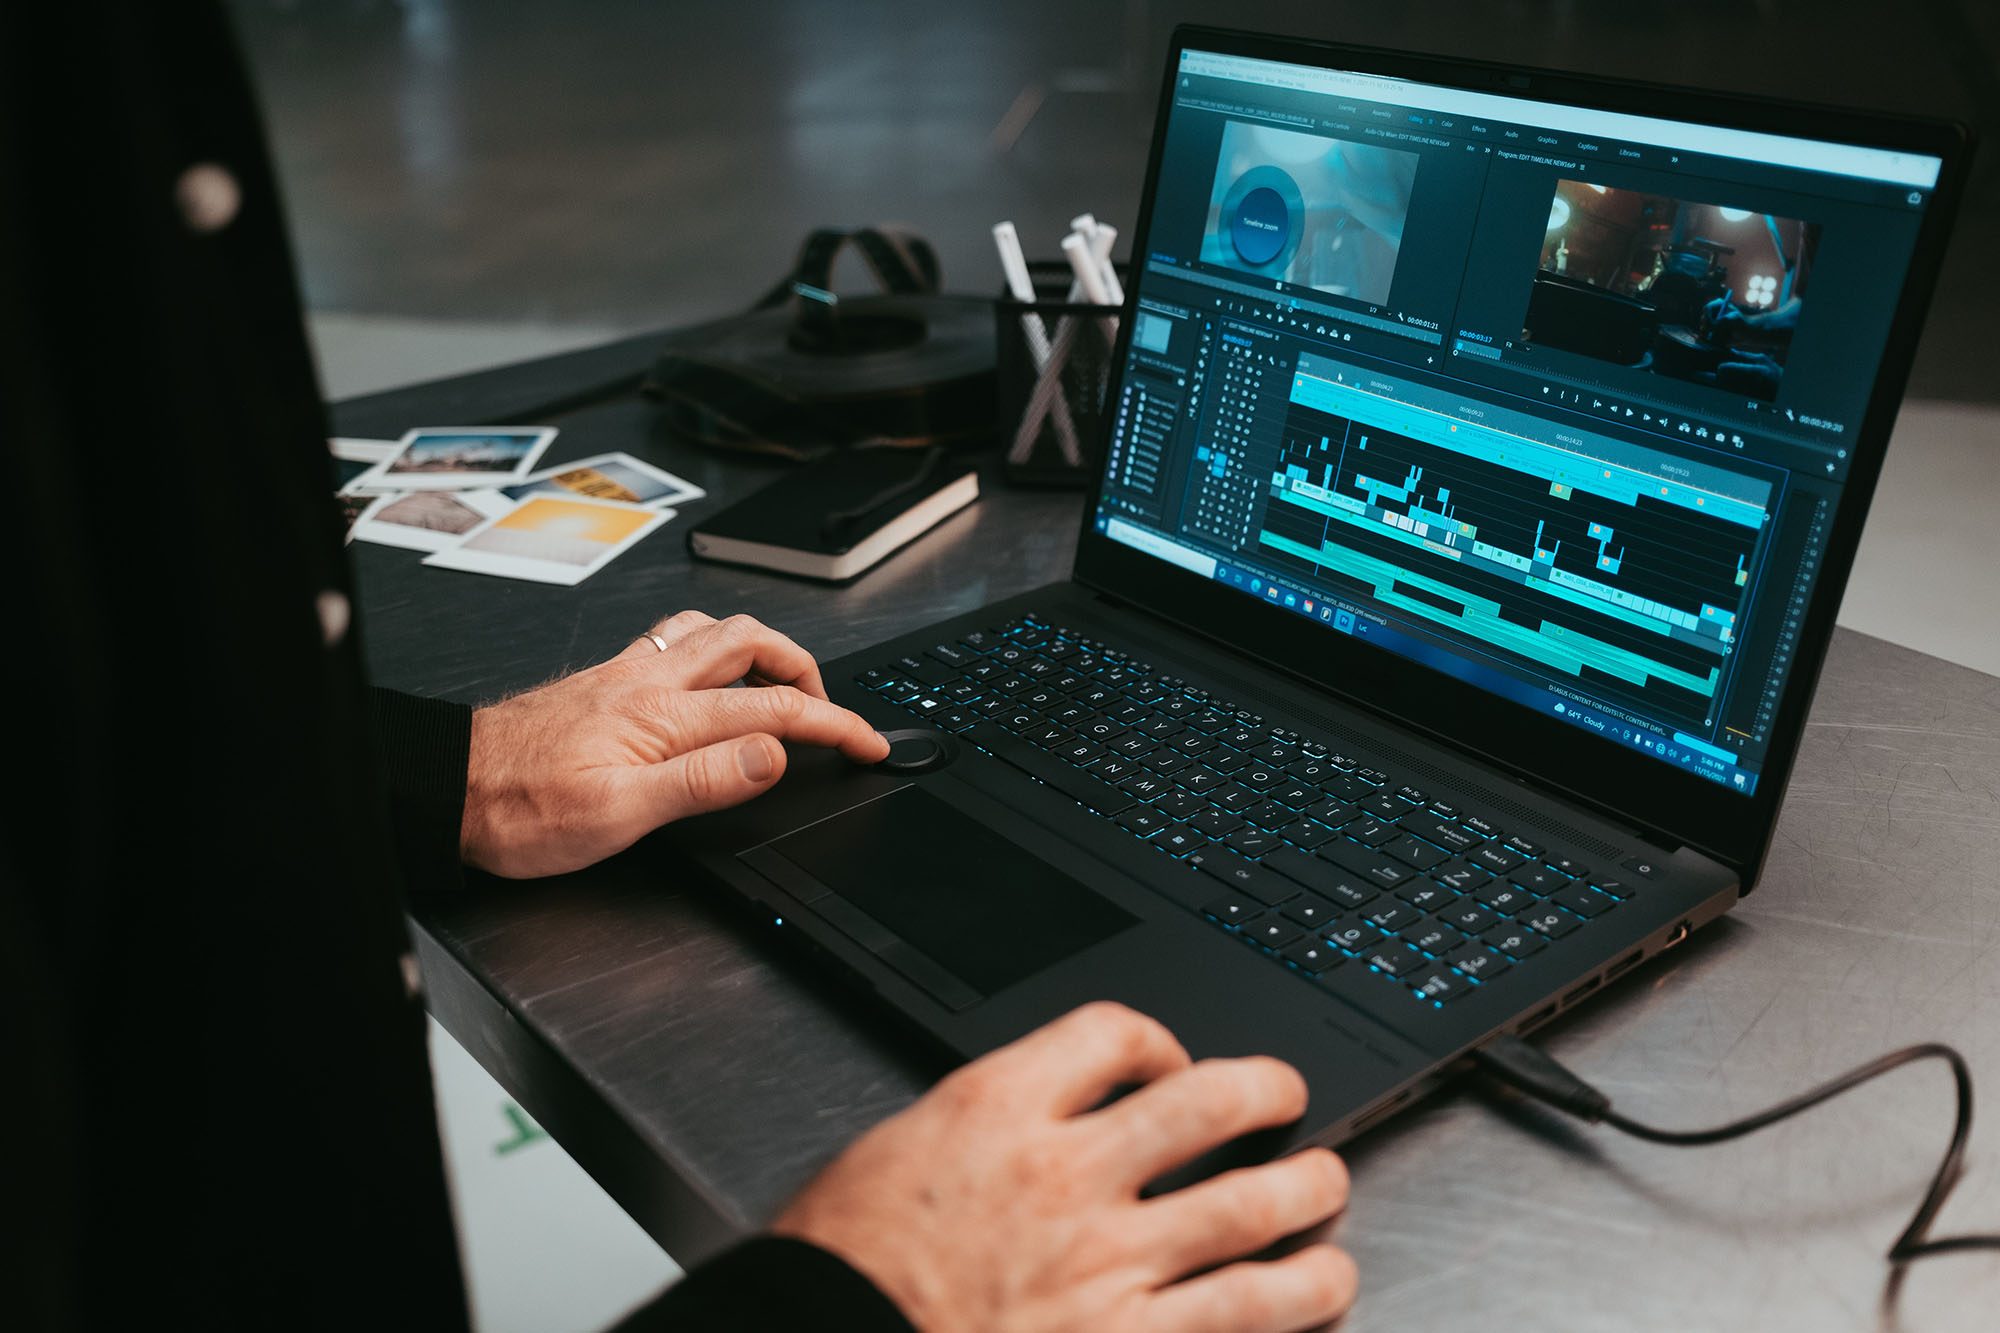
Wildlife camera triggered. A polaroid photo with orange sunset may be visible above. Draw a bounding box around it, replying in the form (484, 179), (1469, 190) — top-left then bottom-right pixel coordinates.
(498, 451), (704, 509)
(422, 493), (672, 585)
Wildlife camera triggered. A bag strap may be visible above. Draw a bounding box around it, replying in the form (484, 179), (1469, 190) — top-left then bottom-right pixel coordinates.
(750, 225), (941, 310)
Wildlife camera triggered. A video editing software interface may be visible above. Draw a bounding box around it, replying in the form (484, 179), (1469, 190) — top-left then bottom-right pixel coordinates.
(1097, 48), (1943, 796)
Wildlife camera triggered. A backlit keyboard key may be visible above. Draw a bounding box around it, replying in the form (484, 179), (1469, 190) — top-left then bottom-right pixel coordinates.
(1397, 811), (1479, 854)
(1245, 801), (1295, 830)
(1483, 925), (1547, 959)
(1510, 864), (1569, 894)
(1384, 835), (1449, 872)
(1185, 848), (1296, 907)
(1281, 937), (1344, 974)
(1443, 902), (1500, 935)
(1326, 918), (1380, 952)
(1117, 806), (1169, 837)
(1303, 799), (1357, 829)
(1280, 895), (1342, 930)
(1224, 828), (1285, 858)
(1521, 905), (1582, 938)
(1280, 820), (1339, 850)
(1445, 943), (1508, 980)
(1474, 882), (1536, 915)
(1364, 901), (1422, 933)
(1187, 807), (1244, 839)
(1246, 918), (1304, 950)
(1265, 847), (1379, 909)
(1320, 840), (1415, 888)
(1435, 862), (1492, 892)
(1410, 966), (1472, 1003)
(1202, 896), (1262, 928)
(1554, 886), (1616, 918)
(1364, 941), (1427, 977)
(1397, 881), (1458, 914)
(1211, 784), (1259, 813)
(1177, 766), (1225, 793)
(1402, 919), (1463, 956)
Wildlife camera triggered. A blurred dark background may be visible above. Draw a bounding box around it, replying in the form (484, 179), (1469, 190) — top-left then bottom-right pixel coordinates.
(232, 0), (1996, 401)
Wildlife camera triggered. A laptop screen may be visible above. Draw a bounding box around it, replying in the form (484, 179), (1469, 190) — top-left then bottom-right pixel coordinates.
(1091, 44), (1944, 800)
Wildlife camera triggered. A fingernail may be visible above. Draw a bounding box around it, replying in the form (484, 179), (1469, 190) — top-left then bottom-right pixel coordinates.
(737, 738), (776, 782)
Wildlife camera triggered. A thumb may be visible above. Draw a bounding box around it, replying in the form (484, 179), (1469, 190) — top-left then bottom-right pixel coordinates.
(641, 733), (789, 824)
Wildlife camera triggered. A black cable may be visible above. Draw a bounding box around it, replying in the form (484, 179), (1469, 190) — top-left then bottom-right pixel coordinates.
(1472, 1033), (2000, 1264)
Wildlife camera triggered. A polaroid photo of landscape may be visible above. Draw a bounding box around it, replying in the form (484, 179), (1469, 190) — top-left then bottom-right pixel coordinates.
(422, 494), (672, 585)
(499, 452), (705, 509)
(351, 426), (558, 491)
(351, 489), (516, 552)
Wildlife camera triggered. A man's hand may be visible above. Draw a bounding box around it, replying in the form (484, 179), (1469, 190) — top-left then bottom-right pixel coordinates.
(774, 1002), (1357, 1333)
(461, 610), (890, 878)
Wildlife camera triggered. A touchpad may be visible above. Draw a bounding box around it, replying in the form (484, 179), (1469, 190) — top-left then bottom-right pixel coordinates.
(761, 786), (1138, 1000)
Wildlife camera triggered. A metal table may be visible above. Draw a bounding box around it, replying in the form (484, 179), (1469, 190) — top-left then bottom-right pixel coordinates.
(337, 335), (2000, 1330)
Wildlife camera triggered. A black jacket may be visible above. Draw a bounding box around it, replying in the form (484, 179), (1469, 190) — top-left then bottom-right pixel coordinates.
(3, 3), (907, 1328)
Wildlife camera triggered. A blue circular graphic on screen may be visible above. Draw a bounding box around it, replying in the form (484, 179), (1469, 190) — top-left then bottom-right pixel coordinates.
(1232, 186), (1291, 264)
(1214, 165), (1306, 273)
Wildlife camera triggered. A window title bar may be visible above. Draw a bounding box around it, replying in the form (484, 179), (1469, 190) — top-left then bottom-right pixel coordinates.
(1179, 50), (1942, 190)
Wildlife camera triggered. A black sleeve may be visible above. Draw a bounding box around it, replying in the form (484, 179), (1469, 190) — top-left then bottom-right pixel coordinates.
(611, 1237), (916, 1333)
(366, 686), (473, 895)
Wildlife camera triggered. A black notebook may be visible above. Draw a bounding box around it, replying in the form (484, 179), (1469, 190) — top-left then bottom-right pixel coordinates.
(687, 447), (979, 582)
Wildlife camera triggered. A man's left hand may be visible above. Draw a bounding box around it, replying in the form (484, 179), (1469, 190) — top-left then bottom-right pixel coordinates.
(461, 610), (889, 878)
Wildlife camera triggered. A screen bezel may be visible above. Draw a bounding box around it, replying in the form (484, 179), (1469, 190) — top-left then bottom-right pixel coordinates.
(1071, 24), (1971, 884)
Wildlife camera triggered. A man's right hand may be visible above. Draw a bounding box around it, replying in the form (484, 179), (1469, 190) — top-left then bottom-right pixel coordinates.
(773, 1002), (1357, 1332)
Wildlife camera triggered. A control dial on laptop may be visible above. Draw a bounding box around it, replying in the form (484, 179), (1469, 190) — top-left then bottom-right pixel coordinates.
(875, 727), (958, 775)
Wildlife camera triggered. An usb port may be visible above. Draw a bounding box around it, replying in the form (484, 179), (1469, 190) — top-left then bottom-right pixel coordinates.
(1519, 1001), (1559, 1031)
(1560, 974), (1602, 1008)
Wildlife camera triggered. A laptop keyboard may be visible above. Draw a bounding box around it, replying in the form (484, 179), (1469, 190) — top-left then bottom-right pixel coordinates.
(856, 613), (1643, 1012)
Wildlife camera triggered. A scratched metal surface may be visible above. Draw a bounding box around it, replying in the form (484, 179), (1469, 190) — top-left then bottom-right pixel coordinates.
(1334, 631), (2000, 1330)
(341, 352), (2000, 1325)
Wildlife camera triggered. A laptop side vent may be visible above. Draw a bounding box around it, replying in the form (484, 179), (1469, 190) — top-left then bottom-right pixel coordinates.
(1218, 680), (1629, 861)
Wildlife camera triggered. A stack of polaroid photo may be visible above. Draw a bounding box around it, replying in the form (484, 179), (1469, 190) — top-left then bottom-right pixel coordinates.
(330, 428), (704, 586)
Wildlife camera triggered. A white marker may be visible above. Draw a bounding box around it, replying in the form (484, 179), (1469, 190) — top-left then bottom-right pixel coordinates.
(1090, 222), (1124, 307)
(1062, 230), (1121, 354)
(1062, 215), (1097, 301)
(992, 220), (1039, 305)
(1060, 230), (1111, 305)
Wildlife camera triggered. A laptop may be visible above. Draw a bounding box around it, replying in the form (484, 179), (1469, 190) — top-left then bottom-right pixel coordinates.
(672, 25), (1968, 1151)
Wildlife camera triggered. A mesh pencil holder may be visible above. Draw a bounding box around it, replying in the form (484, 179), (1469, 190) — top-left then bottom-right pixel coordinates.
(994, 261), (1123, 487)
